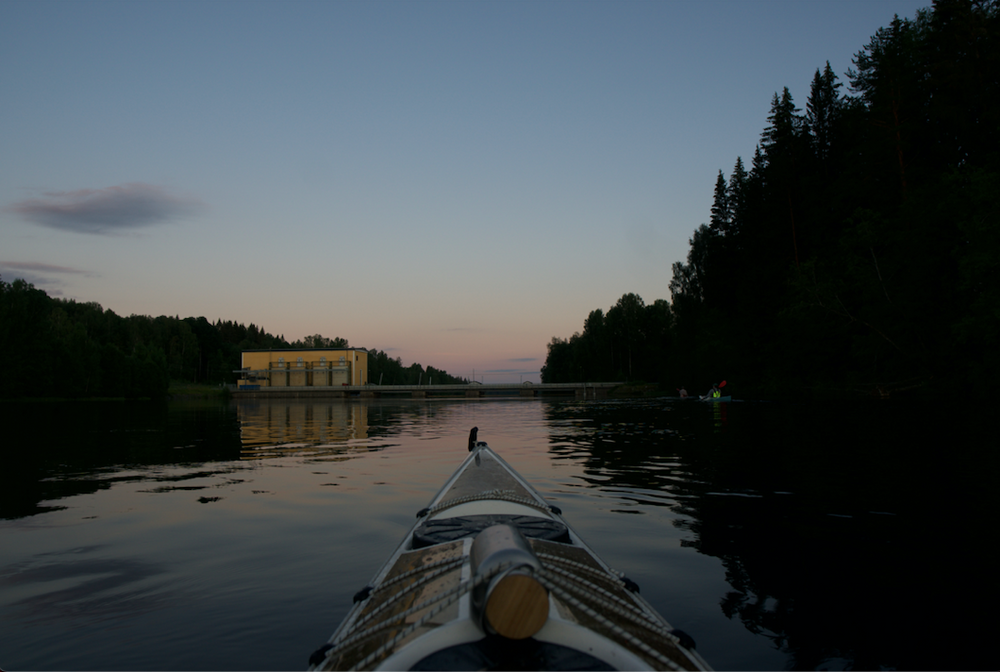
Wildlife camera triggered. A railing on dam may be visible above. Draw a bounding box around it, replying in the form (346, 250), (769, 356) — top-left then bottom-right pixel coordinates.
(231, 382), (622, 399)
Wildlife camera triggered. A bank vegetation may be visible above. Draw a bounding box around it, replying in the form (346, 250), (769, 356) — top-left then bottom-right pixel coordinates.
(543, 1), (999, 398)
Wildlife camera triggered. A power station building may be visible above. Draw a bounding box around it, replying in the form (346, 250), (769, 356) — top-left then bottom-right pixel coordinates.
(237, 349), (369, 389)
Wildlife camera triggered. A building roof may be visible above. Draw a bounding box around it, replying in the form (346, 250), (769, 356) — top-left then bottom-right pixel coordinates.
(240, 347), (369, 353)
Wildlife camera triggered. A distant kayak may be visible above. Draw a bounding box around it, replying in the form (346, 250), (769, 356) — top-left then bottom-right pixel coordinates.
(700, 396), (731, 402)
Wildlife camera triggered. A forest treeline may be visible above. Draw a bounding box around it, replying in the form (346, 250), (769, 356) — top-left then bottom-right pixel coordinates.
(543, 0), (999, 397)
(0, 277), (466, 399)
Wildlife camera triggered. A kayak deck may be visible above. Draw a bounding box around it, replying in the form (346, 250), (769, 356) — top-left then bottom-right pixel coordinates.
(310, 429), (710, 671)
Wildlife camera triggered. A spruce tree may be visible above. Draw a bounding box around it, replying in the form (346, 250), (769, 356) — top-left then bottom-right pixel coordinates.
(806, 62), (843, 166)
(709, 170), (731, 235)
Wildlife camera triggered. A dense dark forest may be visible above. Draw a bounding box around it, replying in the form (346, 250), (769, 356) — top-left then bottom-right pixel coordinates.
(0, 277), (466, 399)
(543, 0), (999, 398)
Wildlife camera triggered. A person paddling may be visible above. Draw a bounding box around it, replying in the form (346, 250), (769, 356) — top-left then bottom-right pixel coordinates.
(700, 380), (726, 400)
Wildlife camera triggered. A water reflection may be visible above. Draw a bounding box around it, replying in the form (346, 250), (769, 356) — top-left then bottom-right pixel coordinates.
(0, 400), (245, 521)
(235, 399), (383, 461)
(232, 398), (519, 460)
(544, 399), (695, 511)
(3, 397), (995, 670)
(712, 401), (727, 431)
(235, 400), (370, 448)
(543, 399), (998, 671)
(0, 545), (174, 624)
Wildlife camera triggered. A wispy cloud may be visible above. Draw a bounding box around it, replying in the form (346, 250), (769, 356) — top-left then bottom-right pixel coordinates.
(0, 261), (94, 295)
(7, 183), (203, 235)
(509, 357), (538, 363)
(1, 261), (91, 276)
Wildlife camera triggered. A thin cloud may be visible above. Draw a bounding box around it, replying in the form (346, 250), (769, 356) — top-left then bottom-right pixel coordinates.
(0, 261), (94, 294)
(1, 261), (92, 276)
(509, 358), (538, 363)
(8, 183), (203, 235)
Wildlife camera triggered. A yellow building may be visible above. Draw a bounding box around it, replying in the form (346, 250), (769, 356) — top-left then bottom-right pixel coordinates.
(237, 349), (368, 389)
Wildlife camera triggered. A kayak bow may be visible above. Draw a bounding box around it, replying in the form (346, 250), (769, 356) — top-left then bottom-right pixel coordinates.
(308, 427), (711, 671)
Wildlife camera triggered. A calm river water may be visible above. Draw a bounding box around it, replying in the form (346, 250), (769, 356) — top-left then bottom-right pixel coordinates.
(0, 396), (996, 671)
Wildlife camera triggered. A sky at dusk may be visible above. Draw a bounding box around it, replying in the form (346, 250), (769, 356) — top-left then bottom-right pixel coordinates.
(1, 0), (928, 383)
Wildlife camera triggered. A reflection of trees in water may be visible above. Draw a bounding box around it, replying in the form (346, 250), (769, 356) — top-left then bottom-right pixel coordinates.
(3, 399), (533, 520)
(1, 400), (245, 520)
(544, 399), (999, 671)
(5, 399), (441, 518)
(545, 400), (701, 513)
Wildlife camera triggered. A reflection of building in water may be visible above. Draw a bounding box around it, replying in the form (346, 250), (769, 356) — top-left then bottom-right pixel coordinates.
(236, 349), (368, 389)
(236, 400), (370, 447)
